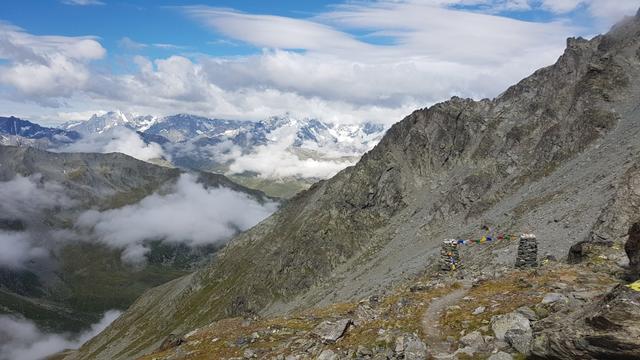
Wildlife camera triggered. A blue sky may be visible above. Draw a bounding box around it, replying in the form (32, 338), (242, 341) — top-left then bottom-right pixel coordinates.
(0, 1), (344, 59)
(0, 1), (591, 59)
(0, 0), (638, 125)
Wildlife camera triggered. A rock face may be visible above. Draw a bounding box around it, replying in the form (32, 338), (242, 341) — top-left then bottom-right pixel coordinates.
(531, 284), (640, 359)
(158, 334), (184, 352)
(70, 10), (640, 360)
(625, 222), (640, 279)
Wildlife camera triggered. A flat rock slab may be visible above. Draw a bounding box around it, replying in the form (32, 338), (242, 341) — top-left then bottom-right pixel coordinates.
(311, 319), (352, 343)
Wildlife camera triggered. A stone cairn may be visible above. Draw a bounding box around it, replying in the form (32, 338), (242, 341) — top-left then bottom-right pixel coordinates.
(440, 240), (462, 271)
(516, 233), (538, 268)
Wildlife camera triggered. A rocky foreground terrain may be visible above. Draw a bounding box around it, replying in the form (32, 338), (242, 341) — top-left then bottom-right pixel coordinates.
(66, 9), (640, 360)
(131, 239), (637, 360)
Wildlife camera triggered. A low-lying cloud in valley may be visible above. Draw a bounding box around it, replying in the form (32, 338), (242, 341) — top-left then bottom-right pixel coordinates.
(0, 175), (75, 269)
(56, 126), (165, 162)
(0, 174), (74, 219)
(227, 138), (354, 179)
(0, 310), (121, 360)
(76, 173), (277, 263)
(0, 231), (47, 269)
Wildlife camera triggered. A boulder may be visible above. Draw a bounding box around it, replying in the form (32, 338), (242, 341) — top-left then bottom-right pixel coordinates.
(488, 351), (513, 360)
(472, 306), (486, 315)
(395, 334), (427, 360)
(515, 306), (537, 321)
(531, 284), (640, 359)
(625, 222), (640, 280)
(541, 292), (568, 305)
(459, 330), (485, 351)
(317, 349), (338, 360)
(356, 345), (372, 357)
(504, 328), (532, 355)
(243, 348), (257, 359)
(311, 319), (352, 343)
(490, 312), (531, 341)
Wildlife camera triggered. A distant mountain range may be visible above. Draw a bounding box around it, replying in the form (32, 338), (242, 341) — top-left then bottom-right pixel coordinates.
(0, 116), (80, 147)
(1, 112), (388, 197)
(60, 111), (385, 157)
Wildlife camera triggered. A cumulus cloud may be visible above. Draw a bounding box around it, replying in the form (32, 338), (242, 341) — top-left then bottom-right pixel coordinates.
(3, 1), (639, 125)
(76, 173), (277, 263)
(0, 310), (120, 360)
(0, 23), (105, 105)
(56, 126), (166, 161)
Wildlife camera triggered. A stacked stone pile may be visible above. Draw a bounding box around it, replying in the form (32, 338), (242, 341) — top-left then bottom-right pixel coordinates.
(516, 234), (538, 268)
(440, 240), (462, 271)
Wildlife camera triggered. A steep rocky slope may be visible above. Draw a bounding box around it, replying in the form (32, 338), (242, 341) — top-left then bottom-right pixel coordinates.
(70, 11), (640, 360)
(0, 145), (271, 332)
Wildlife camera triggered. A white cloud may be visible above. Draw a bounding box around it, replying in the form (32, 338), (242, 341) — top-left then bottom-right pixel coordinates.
(76, 173), (277, 263)
(0, 310), (120, 360)
(0, 175), (76, 269)
(226, 125), (357, 179)
(2, 1), (639, 125)
(118, 36), (148, 50)
(0, 231), (47, 269)
(118, 37), (186, 52)
(540, 0), (584, 13)
(61, 0), (104, 5)
(182, 6), (373, 55)
(0, 174), (75, 220)
(0, 23), (105, 104)
(585, 0), (640, 24)
(56, 126), (166, 161)
(53, 109), (108, 123)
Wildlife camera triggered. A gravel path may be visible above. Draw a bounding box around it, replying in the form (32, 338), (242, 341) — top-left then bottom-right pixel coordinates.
(421, 280), (472, 358)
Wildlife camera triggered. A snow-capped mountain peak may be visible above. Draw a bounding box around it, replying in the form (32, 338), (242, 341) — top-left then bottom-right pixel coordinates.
(61, 111), (158, 135)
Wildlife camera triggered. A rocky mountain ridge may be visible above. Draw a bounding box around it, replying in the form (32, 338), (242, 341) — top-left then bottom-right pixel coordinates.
(71, 10), (640, 360)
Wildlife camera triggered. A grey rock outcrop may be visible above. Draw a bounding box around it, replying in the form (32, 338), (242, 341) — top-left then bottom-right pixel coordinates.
(311, 319), (352, 343)
(541, 293), (568, 305)
(531, 284), (640, 359)
(505, 328), (532, 355)
(395, 334), (427, 360)
(316, 349), (338, 360)
(488, 352), (513, 360)
(459, 330), (486, 352)
(491, 312), (531, 341)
